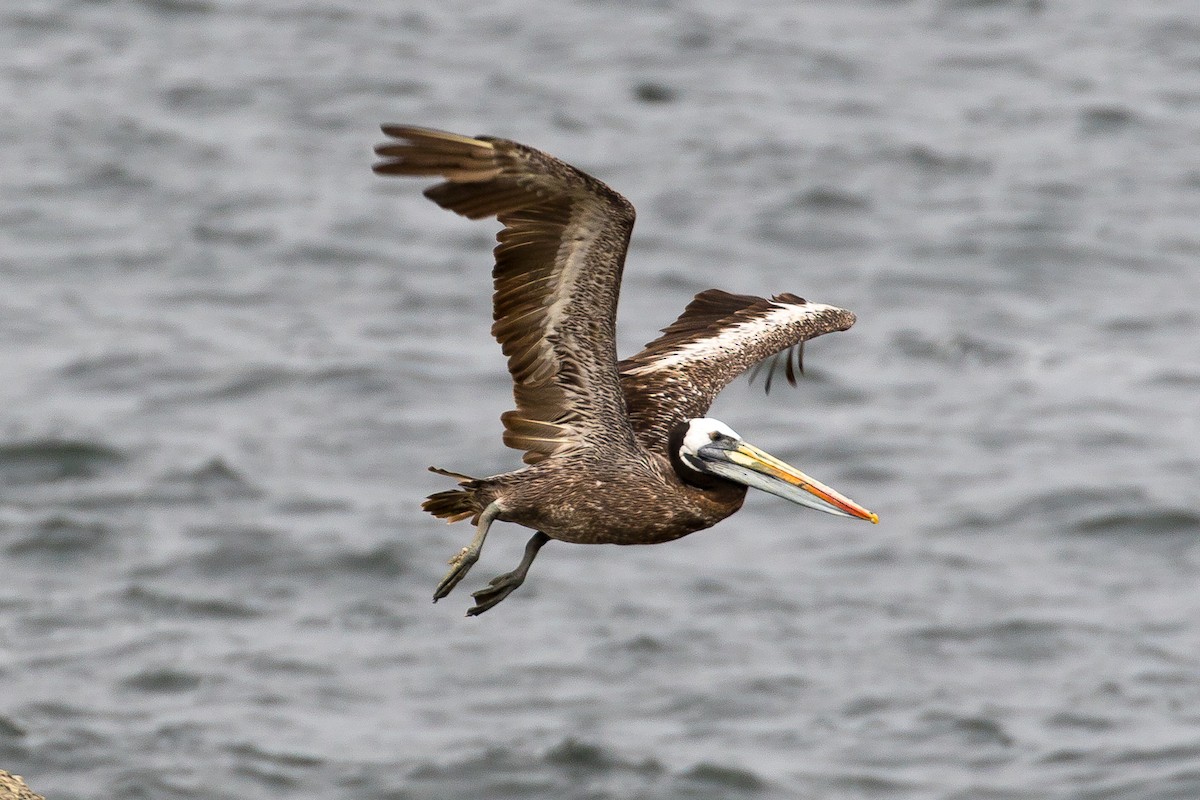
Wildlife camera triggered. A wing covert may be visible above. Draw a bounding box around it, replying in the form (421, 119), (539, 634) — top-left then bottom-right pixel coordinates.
(618, 289), (856, 452)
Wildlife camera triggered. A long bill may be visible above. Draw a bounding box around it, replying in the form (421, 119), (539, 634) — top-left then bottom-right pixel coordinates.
(697, 438), (878, 523)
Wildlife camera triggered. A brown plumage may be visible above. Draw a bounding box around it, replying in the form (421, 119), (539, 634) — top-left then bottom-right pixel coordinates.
(374, 125), (876, 615)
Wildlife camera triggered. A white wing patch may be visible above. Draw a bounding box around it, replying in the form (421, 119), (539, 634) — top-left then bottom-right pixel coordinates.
(623, 300), (843, 375)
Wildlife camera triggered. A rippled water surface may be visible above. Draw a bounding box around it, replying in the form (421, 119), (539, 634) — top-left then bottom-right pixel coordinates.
(2, 1), (1199, 798)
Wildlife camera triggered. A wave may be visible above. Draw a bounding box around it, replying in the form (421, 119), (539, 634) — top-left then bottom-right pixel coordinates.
(0, 438), (126, 485)
(406, 738), (770, 798)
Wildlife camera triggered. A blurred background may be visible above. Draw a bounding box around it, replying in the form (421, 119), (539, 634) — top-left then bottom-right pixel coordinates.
(2, 1), (1198, 798)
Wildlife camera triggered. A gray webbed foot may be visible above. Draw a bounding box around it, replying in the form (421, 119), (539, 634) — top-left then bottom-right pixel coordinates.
(463, 531), (549, 616)
(433, 545), (478, 602)
(467, 570), (525, 616)
(432, 502), (500, 603)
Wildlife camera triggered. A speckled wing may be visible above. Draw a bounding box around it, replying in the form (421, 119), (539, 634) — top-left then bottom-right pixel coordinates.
(618, 290), (857, 452)
(373, 126), (640, 464)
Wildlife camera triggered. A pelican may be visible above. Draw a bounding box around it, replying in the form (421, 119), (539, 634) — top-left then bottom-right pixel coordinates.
(373, 126), (877, 615)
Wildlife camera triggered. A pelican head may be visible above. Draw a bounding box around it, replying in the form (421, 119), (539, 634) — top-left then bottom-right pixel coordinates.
(674, 418), (878, 523)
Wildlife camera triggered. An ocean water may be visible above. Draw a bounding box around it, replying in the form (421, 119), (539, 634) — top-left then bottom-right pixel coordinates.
(2, 1), (1199, 798)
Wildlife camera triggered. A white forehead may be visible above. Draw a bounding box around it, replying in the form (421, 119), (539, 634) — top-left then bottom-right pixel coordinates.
(682, 418), (741, 454)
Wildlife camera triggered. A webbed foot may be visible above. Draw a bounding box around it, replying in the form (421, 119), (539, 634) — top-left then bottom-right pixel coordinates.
(467, 570), (525, 616)
(432, 502), (500, 603)
(434, 545), (479, 602)
(463, 531), (549, 616)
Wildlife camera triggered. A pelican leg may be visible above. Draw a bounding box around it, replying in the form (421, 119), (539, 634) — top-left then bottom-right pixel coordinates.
(433, 502), (500, 603)
(467, 531), (550, 616)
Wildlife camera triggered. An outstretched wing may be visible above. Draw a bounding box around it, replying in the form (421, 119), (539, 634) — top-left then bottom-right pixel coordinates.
(374, 126), (639, 464)
(618, 289), (856, 452)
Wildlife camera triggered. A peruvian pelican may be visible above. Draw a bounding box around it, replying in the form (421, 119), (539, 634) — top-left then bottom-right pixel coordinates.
(373, 126), (877, 615)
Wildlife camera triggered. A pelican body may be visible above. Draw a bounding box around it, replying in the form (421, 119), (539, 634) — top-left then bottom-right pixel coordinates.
(373, 126), (877, 615)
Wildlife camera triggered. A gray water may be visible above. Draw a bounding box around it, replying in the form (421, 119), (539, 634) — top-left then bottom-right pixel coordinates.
(3, 1), (1199, 798)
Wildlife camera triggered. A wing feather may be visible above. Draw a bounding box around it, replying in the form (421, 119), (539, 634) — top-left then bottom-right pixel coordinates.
(374, 126), (639, 464)
(618, 289), (856, 452)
